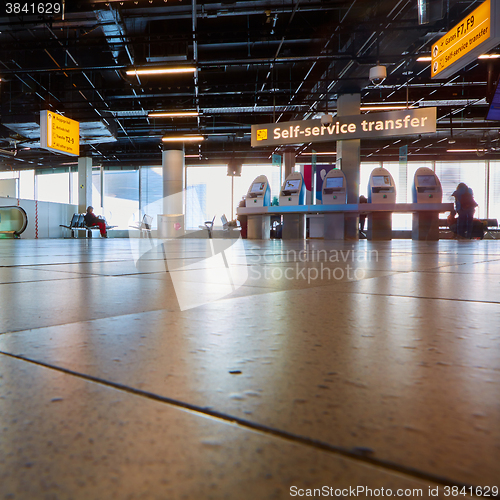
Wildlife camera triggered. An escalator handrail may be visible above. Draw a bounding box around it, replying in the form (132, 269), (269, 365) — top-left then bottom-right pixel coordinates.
(0, 205), (28, 235)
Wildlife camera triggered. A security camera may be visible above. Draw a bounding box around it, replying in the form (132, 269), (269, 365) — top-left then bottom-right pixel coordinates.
(369, 65), (387, 85)
(321, 113), (333, 125)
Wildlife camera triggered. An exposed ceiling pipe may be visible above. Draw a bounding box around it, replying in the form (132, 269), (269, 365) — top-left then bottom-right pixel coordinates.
(277, 0), (359, 122)
(45, 22), (133, 146)
(193, 0), (200, 130)
(103, 4), (149, 129)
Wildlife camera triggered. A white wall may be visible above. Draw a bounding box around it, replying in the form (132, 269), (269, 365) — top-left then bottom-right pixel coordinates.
(0, 197), (77, 238)
(0, 179), (18, 198)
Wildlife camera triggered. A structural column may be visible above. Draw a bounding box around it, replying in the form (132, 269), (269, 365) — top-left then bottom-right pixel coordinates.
(283, 151), (295, 182)
(78, 156), (92, 213)
(336, 94), (361, 240)
(160, 146), (185, 238)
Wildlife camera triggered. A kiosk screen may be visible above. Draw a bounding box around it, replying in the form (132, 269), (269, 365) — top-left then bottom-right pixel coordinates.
(284, 179), (300, 191)
(372, 175), (391, 187)
(417, 175), (437, 187)
(325, 177), (343, 189)
(250, 182), (265, 194)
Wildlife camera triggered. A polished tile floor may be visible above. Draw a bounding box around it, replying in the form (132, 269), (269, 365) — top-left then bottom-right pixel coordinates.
(0, 237), (499, 499)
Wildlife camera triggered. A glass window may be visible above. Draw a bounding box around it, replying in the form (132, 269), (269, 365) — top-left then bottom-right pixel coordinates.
(0, 171), (19, 180)
(103, 170), (139, 229)
(36, 172), (70, 204)
(186, 164), (281, 229)
(186, 166), (231, 229)
(19, 170), (35, 200)
(435, 161), (486, 218)
(140, 167), (163, 229)
(92, 170), (102, 210)
(360, 162), (381, 197)
(70, 171), (78, 205)
(488, 161), (500, 222)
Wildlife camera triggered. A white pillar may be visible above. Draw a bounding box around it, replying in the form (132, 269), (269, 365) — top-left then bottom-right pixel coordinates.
(158, 147), (185, 238)
(336, 93), (361, 239)
(162, 147), (185, 214)
(284, 151), (295, 180)
(78, 156), (92, 213)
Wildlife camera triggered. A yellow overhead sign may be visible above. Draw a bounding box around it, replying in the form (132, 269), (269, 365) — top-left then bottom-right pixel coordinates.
(432, 0), (500, 79)
(40, 111), (80, 156)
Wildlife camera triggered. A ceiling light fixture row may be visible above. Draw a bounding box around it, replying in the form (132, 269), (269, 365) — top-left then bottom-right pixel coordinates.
(416, 54), (500, 62)
(161, 136), (204, 142)
(126, 66), (197, 76)
(149, 111), (199, 118)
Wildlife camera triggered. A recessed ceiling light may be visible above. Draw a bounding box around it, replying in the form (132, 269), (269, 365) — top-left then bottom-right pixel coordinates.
(447, 149), (482, 152)
(162, 136), (204, 142)
(126, 67), (197, 76)
(300, 152), (336, 155)
(149, 111), (199, 118)
(361, 105), (415, 111)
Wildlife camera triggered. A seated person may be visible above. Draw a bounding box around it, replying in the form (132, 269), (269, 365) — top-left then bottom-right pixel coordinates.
(84, 206), (108, 237)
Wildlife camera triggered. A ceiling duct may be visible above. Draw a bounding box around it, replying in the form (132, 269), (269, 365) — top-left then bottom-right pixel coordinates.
(417, 0), (444, 25)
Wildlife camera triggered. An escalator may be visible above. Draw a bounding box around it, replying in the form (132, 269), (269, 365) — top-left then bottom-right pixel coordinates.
(0, 206), (28, 238)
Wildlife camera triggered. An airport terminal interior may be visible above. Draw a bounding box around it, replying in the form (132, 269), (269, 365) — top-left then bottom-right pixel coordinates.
(1, 0), (500, 498)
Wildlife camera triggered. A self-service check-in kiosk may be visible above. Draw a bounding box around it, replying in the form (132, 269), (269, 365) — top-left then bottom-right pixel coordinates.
(322, 169), (347, 239)
(367, 167), (396, 240)
(246, 175), (271, 239)
(279, 172), (306, 239)
(411, 167), (443, 240)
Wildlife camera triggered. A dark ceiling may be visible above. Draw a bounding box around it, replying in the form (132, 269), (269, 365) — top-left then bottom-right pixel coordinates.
(0, 0), (499, 170)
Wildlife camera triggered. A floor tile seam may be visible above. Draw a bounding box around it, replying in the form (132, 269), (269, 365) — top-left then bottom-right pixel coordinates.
(0, 349), (484, 494)
(0, 276), (98, 285)
(0, 274), (141, 284)
(0, 260), (135, 268)
(213, 285), (500, 308)
(0, 306), (180, 336)
(318, 289), (500, 306)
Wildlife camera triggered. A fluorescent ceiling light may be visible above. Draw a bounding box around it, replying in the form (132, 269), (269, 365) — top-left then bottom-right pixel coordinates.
(162, 136), (204, 142)
(149, 111), (199, 118)
(185, 154), (201, 158)
(447, 149), (484, 153)
(418, 54), (500, 61)
(126, 67), (197, 76)
(361, 105), (415, 111)
(300, 152), (336, 155)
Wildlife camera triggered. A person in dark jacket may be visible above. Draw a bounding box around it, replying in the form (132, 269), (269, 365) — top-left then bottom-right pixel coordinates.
(84, 206), (108, 237)
(452, 183), (477, 238)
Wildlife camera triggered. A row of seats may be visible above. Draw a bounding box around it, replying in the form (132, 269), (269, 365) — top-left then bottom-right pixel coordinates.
(60, 214), (116, 238)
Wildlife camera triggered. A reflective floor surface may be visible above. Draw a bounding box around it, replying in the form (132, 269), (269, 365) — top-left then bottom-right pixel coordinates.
(0, 237), (499, 499)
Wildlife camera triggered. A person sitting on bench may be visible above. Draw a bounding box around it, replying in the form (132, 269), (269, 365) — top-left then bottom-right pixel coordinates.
(84, 206), (108, 237)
